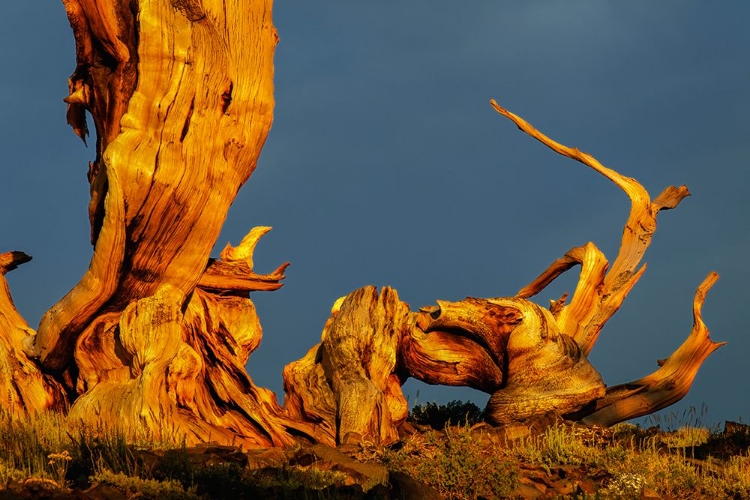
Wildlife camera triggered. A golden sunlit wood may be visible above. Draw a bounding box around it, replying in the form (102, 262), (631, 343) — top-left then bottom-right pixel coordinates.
(580, 272), (724, 427)
(0, 252), (66, 414)
(0, 1), (723, 448)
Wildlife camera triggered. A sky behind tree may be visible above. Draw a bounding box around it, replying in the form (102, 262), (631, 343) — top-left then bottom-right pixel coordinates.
(1, 2), (748, 425)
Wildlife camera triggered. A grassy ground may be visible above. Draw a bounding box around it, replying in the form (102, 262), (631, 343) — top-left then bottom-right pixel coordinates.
(1, 403), (749, 499)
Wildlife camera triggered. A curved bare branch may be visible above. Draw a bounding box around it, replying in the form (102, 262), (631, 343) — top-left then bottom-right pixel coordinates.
(580, 272), (724, 426)
(492, 99), (690, 354)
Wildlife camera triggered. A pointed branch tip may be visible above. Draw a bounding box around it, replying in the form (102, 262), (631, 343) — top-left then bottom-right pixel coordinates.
(0, 251), (33, 274)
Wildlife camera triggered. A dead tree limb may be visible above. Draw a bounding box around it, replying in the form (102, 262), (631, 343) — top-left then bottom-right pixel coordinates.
(580, 272), (724, 426)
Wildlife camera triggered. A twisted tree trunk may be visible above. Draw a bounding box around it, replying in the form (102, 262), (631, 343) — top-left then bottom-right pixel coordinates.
(0, 0), (724, 448)
(9, 0), (318, 447)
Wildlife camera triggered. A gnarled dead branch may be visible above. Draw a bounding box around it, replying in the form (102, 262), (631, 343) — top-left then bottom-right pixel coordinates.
(580, 272), (724, 426)
(492, 99), (691, 356)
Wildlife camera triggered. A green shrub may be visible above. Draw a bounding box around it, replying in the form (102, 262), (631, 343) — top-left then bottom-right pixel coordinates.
(409, 400), (484, 429)
(191, 462), (349, 499)
(92, 470), (199, 499)
(383, 425), (517, 500)
(0, 459), (26, 483)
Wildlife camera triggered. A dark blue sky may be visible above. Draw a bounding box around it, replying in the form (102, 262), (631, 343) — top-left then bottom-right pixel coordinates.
(1, 3), (748, 425)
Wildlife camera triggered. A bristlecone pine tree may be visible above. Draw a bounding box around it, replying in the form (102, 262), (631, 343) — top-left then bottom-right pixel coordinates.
(0, 1), (724, 448)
